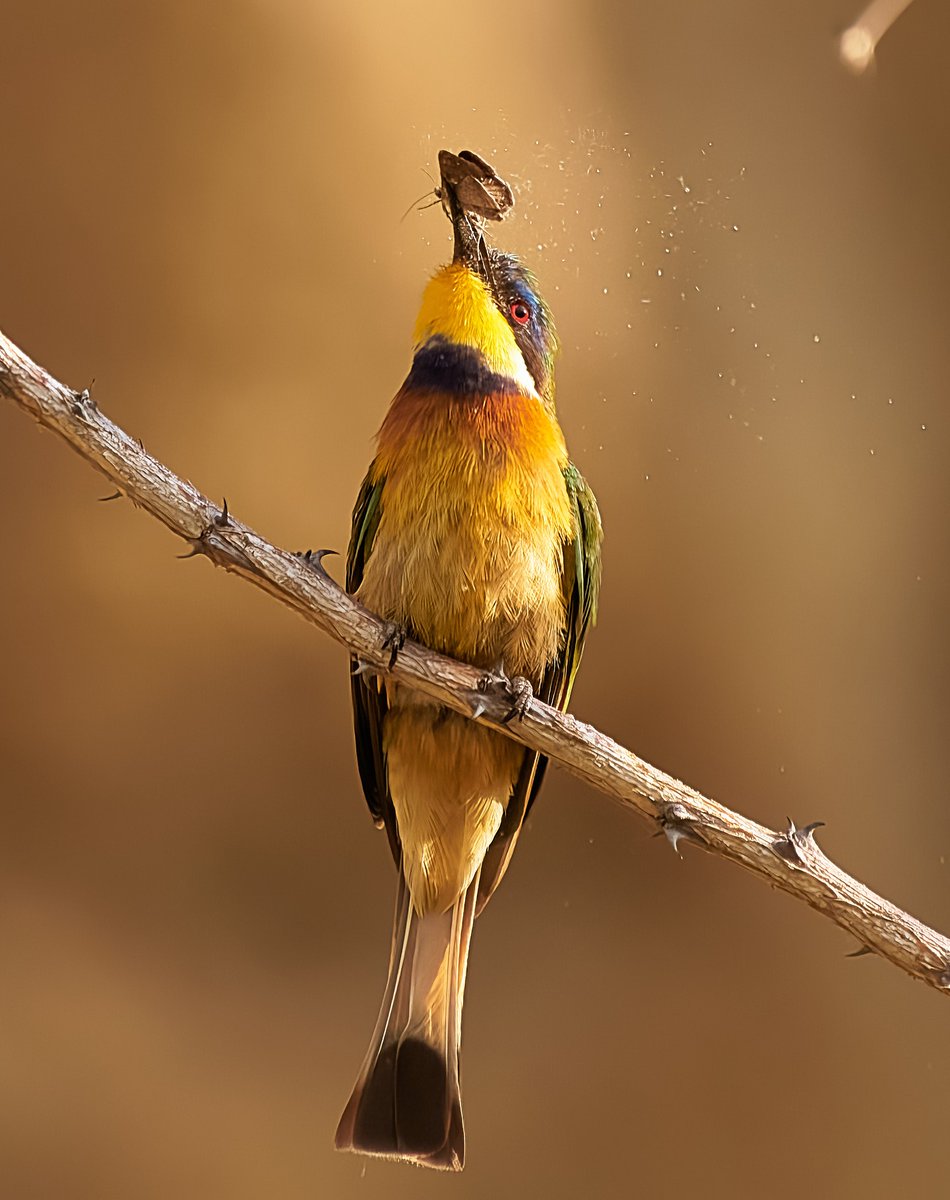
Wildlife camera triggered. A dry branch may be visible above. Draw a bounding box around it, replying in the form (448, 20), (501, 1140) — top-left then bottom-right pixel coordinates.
(2, 325), (949, 996)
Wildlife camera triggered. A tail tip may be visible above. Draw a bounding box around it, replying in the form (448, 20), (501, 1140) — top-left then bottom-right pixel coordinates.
(335, 1037), (464, 1171)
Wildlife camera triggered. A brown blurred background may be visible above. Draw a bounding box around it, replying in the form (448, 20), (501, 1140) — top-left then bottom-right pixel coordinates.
(2, 1), (948, 1196)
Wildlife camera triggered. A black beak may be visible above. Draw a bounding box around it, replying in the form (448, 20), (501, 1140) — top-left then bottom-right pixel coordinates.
(444, 180), (485, 274)
(438, 150), (513, 278)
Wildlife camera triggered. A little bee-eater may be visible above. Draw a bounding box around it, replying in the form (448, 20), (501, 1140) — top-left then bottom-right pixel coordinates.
(335, 151), (602, 1171)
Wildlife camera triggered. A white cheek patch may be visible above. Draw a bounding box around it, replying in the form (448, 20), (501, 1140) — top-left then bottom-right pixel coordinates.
(479, 341), (538, 399)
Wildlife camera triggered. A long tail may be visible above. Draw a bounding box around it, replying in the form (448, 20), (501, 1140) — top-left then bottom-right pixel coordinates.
(335, 871), (478, 1172)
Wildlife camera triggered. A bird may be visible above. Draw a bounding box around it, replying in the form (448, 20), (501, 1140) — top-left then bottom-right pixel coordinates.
(335, 151), (602, 1172)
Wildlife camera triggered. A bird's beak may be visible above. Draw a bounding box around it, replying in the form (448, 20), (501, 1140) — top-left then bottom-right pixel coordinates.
(443, 175), (486, 276)
(438, 150), (513, 279)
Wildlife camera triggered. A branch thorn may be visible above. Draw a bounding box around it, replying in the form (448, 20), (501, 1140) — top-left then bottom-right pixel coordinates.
(772, 817), (825, 866)
(213, 496), (230, 527)
(658, 802), (701, 856)
(296, 547), (339, 576)
(846, 944), (876, 958)
(98, 490), (122, 502)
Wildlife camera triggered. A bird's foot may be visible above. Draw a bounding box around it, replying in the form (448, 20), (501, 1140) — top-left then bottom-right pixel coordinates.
(381, 621), (408, 670)
(476, 665), (534, 724)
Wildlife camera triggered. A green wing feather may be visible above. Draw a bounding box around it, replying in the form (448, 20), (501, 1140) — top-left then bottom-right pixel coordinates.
(476, 463), (602, 910)
(545, 463), (603, 713)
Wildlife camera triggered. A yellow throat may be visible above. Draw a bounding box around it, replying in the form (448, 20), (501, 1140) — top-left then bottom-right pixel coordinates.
(412, 263), (536, 396)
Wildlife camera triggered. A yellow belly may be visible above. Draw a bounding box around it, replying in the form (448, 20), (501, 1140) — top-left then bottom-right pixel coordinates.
(359, 388), (573, 677)
(357, 387), (574, 913)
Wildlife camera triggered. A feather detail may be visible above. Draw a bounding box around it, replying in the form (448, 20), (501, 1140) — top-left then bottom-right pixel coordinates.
(385, 706), (520, 913)
(359, 387), (573, 679)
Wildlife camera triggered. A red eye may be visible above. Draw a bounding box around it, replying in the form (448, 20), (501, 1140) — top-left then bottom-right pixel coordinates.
(510, 301), (531, 326)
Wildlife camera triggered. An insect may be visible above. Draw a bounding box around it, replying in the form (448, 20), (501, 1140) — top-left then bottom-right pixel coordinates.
(436, 149), (514, 223)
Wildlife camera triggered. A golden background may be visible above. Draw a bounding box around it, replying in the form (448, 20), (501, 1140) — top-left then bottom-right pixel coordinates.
(2, 2), (948, 1196)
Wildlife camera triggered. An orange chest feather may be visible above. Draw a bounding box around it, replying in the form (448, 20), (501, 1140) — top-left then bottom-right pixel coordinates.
(358, 389), (575, 675)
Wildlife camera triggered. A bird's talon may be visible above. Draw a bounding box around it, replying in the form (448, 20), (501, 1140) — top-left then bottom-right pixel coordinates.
(474, 668), (533, 722)
(501, 677), (532, 724)
(381, 622), (408, 670)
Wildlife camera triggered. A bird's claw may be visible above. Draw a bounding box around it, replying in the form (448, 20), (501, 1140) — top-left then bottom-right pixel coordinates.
(501, 676), (533, 723)
(381, 622), (408, 670)
(476, 667), (533, 724)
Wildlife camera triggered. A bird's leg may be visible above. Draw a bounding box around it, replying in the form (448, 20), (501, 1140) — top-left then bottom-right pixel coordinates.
(476, 661), (534, 724)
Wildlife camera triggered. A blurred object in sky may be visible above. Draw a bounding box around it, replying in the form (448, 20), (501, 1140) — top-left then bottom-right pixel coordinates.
(840, 0), (917, 73)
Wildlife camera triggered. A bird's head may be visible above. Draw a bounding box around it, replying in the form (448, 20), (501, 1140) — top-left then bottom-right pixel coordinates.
(409, 165), (559, 408)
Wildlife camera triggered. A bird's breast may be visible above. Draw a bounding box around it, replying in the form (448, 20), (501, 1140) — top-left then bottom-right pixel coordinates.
(357, 385), (574, 680)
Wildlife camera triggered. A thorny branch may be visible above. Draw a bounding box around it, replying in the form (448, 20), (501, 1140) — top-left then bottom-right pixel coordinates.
(2, 325), (949, 996)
